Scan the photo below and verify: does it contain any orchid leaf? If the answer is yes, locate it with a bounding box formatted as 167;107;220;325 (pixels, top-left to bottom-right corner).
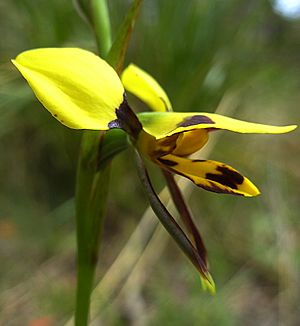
107;0;143;74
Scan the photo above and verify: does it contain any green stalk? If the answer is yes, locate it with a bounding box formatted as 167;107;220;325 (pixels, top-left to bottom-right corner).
75;131;111;326
74;0;143;324
91;0;112;55
75;0;112;324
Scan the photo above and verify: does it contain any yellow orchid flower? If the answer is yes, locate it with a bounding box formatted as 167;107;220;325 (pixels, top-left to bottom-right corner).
12;47;296;197
12;47;296;292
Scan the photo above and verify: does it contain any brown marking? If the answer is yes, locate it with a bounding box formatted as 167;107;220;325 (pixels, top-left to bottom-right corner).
161;161;244;195
205;166;244;190
152;149;171;158
178;115;215;127
158;158;178;167
217;166;244;185
200;181;243;196
192;159;207;163
107;93;142;138
158;134;179;146
166;168;243;196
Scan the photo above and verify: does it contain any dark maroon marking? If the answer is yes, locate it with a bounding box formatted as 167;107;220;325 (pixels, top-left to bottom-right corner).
158;134;179;146
192;159;207;163
205;166;244;190
200;182;243;196
178;115;215;127
166;168;243;196
217;166;244;185
107;93;142;138
152;149;171;158
158;158;178;167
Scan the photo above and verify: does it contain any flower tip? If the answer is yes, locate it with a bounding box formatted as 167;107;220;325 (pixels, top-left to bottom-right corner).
244;187;261;197
200;273;216;295
289;125;298;132
11;58;22;71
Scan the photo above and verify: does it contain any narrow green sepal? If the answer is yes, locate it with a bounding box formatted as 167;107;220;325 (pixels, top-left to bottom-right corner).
135;151;209;279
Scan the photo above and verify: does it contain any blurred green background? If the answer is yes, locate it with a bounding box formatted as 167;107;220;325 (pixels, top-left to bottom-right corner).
0;0;299;325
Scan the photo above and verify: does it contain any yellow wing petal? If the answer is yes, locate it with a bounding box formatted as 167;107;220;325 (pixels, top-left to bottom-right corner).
12;48;124;130
156;154;260;197
138;112;297;139
121;64;172;112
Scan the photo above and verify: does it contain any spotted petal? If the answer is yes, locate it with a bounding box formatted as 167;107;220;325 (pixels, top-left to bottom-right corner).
121;64;172;112
12;48;124;130
138;112;297;139
157;154;260;197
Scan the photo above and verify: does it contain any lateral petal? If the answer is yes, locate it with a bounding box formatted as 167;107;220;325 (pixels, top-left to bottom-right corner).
121;64;172;112
12;48;124;130
138;112;297;139
157;154;260;197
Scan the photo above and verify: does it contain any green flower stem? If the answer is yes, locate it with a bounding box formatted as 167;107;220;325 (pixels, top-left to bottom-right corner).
135;151;209;280
75;131;111;326
75;1;112;325
74;0;143;324
91;0;112;55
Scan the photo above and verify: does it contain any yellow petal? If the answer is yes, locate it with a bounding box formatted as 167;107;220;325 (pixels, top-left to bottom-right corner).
12;48;124;130
172;129;209;156
121;64;172;112
136;129;209;159
156;154;260;197
138;112;297;139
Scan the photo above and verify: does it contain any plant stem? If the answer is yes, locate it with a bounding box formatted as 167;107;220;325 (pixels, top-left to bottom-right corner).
91;0;112;55
75;1;112;324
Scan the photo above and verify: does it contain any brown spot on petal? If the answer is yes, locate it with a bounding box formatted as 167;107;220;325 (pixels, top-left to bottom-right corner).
178;115;215;127
206;166;244;190
200;181;243;195
192;159;207;163
158;134;179;146
108;93;142;138
158;158;178;167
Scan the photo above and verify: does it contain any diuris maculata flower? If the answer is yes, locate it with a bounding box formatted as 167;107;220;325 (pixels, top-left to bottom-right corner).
12;48;296;290
12;48;296;197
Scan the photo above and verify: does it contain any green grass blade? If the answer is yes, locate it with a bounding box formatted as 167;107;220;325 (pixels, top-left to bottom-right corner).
107;0;143;74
